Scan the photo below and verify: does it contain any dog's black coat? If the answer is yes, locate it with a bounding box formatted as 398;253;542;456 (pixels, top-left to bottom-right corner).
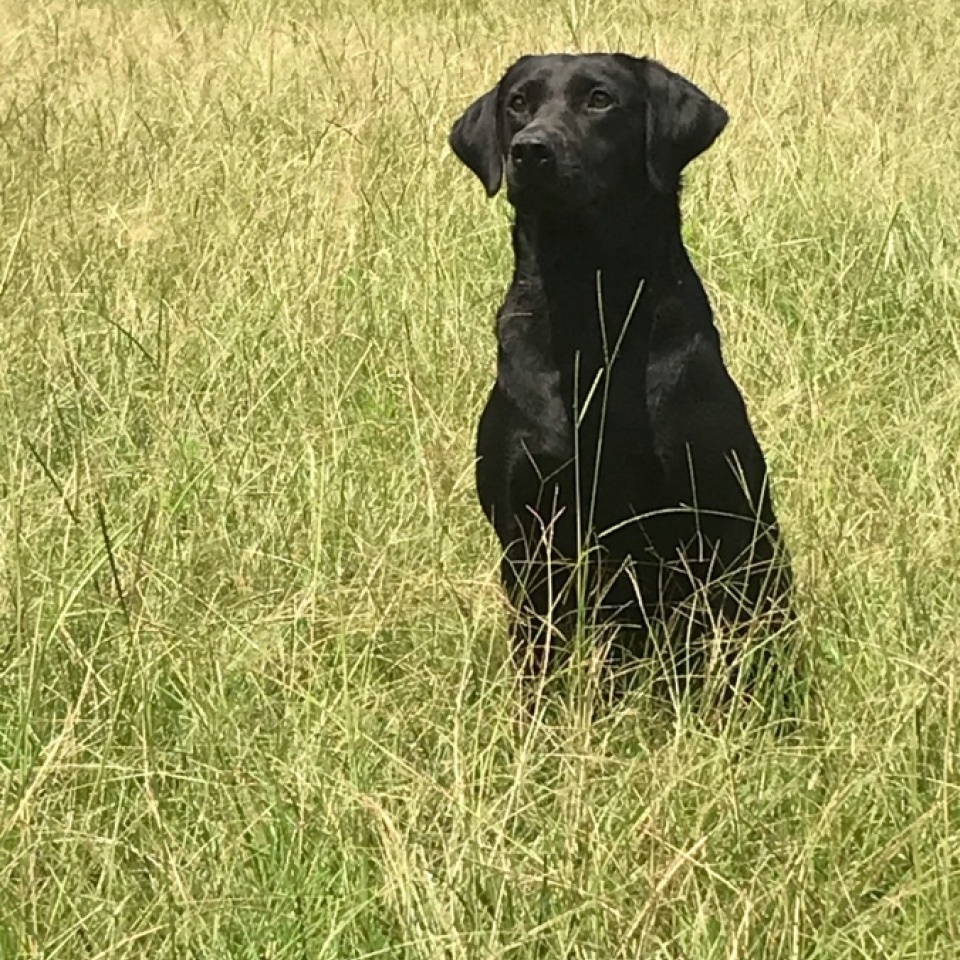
450;54;792;677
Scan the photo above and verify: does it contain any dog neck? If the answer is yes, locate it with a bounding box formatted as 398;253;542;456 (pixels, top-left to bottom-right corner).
516;191;685;267
508;191;689;371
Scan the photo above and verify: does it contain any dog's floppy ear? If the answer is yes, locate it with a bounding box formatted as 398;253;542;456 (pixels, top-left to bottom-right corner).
449;85;502;197
642;59;728;193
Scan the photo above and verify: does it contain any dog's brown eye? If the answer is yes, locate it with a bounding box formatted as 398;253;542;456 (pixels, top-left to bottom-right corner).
508;93;527;112
587;89;613;110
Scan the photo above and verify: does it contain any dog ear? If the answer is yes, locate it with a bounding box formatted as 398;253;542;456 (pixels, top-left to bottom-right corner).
449;85;502;197
642;59;728;193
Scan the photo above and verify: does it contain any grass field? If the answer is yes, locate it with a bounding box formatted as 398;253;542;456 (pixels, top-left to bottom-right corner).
1;0;959;956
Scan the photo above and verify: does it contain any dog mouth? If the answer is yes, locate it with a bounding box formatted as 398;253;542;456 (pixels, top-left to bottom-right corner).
505;159;588;214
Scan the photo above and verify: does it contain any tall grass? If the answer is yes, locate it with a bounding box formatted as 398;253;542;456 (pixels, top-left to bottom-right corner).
1;0;958;956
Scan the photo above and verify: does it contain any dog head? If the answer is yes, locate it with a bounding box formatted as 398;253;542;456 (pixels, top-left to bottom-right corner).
449;54;727;219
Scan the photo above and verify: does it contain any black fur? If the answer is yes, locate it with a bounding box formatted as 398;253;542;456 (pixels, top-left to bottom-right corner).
450;54;792;683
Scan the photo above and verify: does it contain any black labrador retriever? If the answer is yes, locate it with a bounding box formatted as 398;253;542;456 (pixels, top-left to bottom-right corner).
450;53;792;684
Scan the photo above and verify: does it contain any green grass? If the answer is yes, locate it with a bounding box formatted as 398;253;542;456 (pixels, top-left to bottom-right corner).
1;0;959;956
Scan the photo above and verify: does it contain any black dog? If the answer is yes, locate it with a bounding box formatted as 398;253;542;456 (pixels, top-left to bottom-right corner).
450;54;792;683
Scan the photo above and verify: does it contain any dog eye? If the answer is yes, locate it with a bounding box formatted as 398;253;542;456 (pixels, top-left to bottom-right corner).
508;93;527;113
587;89;613;110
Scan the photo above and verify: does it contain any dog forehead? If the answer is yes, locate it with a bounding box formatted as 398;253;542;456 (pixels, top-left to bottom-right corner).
503;53;636;97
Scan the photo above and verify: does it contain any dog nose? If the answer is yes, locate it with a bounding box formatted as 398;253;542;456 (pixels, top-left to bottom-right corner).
510;135;554;171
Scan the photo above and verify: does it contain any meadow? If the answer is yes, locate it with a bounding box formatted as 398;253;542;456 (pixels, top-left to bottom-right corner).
1;0;958;956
